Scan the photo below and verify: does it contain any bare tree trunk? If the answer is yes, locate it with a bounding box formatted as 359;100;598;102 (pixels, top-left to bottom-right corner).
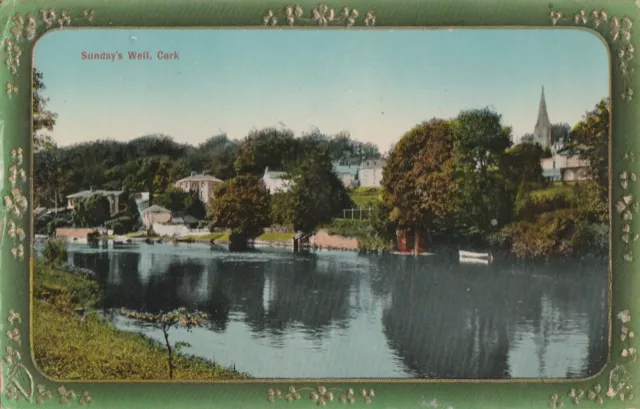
162;326;174;379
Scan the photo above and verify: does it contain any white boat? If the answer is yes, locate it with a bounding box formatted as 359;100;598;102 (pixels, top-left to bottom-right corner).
459;256;490;265
459;250;492;261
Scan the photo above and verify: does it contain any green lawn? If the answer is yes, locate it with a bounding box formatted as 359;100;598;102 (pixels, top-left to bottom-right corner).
349;186;383;207
179;233;229;241
256;232;296;242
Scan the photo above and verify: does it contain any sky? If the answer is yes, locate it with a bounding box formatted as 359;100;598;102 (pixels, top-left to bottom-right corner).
35;28;609;152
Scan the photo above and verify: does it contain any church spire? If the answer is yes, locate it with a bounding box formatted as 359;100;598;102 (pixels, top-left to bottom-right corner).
533;86;552;148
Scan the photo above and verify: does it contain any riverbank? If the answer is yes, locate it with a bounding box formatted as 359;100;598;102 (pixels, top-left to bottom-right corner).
33;261;249;380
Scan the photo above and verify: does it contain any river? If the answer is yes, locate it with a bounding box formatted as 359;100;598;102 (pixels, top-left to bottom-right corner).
60;242;609;379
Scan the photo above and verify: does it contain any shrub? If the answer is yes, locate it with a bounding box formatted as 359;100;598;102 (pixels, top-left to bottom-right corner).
46;218;72;237
43;239;68;266
105;216;136;235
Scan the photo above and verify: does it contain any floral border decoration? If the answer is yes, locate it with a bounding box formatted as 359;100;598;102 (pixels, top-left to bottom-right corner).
267;386;375;405
2;309;93;405
550;8;634;102
262;3;375;27
4;8;96;97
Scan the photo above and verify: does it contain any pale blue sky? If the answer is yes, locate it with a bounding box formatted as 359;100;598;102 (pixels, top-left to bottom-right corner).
35;28;609;151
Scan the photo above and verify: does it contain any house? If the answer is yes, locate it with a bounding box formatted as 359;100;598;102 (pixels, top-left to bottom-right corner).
140;205;172;228
540;154;590;182
174;172;224;203
262;167;291;194
332;162;360;188
66;188;127;216
358;159;385;187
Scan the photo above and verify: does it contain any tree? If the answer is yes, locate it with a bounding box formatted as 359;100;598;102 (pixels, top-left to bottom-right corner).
118;308;207;379
234;127;299;175
184;190;207;220
156;186;191;212
453;108;514;235
504;142;545;188
551;123;571;145
567;98;610;203
207;176;271;238
383;119;458;237
282;150;353;233
72;195;111;227
33;68;58;152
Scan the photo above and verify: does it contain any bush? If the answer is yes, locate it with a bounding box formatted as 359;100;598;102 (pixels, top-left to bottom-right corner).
323;219;371;238
105;216;136;235
87;230;102;241
515;188;575;220
43;239;68;266
494;210;609;259
46;217;72;237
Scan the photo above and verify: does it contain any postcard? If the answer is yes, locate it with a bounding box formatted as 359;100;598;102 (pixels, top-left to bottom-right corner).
0;1;637;409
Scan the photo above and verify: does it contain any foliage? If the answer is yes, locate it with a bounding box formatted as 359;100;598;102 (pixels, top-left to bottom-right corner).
370;200;397;244
383;119;458;235
323;219;371;238
504;142;545;188
43;239;68;266
234;127;299;175
119;308;209;379
494;209;608;259
46;217;72;236
156;187;206;220
269;192;292;226
452;108;514;235
33;68;58;152
105;216;135;235
566;98;610;204
72;195;112;228
281;150;353;233
208;176;271;238
349;187;383;207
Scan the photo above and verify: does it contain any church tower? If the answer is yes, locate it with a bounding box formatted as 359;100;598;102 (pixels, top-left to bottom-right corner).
533;86;552;149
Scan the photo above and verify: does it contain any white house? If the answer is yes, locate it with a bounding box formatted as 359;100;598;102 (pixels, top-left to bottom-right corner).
261;167;291;194
540;154;590;182
174;172;224;203
141;205;172;229
358;159;385;187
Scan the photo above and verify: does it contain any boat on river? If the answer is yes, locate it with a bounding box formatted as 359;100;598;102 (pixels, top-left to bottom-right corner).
459;250;492;263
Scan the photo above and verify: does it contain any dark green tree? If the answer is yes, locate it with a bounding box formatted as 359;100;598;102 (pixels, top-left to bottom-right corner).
33;68;58;152
282;150;352;233
73;195;112;227
234;127;299;175
207;176;271;238
453;108;514;235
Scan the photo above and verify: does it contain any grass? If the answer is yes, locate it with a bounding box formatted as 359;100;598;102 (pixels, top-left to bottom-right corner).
33;261;248;380
349;186;383;207
322;219;372;238
256;232;296;242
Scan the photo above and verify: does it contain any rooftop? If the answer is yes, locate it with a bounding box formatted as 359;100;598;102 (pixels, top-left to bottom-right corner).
141;204;171;214
333;162;359;176
264;167;287;179
359;159;385;170
176;172;224;183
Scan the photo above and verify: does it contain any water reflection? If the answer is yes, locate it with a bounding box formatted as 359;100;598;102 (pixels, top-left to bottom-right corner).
63;243;608;378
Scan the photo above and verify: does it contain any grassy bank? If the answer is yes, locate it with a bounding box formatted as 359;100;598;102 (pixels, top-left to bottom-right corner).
33;261;248;380
349;186;383;207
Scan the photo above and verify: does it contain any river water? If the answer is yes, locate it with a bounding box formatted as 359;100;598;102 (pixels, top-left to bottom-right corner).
60;242;609;379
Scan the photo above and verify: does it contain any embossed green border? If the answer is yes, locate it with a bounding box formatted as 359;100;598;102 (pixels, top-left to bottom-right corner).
0;0;637;408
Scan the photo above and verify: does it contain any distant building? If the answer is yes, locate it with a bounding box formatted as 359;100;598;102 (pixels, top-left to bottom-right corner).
174;172;224;203
261;167;291;194
141;205;172;228
541;154;590;182
66;188;127;216
358;159;385;187
533;86;552;149
131;192;150;214
332;162;360;188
